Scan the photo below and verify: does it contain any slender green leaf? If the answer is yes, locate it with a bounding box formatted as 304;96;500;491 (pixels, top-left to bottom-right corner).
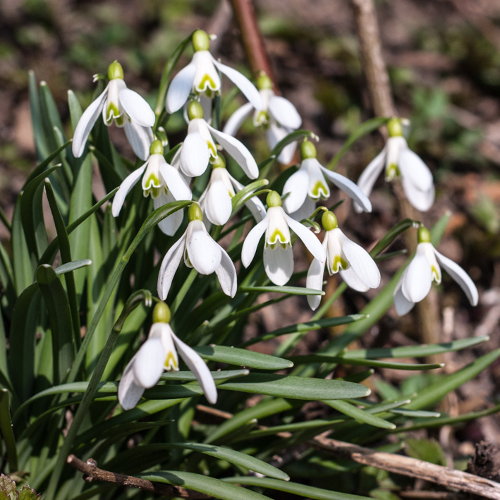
141;471;271;500
171;442;289;480
240;285;324;295
370;218;417;257
0;389;18;472
325;400;395;430
224;476;371;500
194;345;293;370
268;129;316;161
220;374;370;400
231;179;269;214
54;259;92;275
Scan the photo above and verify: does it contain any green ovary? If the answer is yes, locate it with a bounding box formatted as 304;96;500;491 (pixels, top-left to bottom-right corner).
331;255;348;273
310;181;329;199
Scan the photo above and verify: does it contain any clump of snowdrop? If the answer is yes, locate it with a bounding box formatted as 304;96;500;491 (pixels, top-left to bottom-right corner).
157;203;237;299
199;155;266;227
394;226;479;315
223;71;302;164
283;140;372;220
354;118;435;212
306;211;381;310
166;29;261;114
241;191;325;286
118;302;217;410
72;60;155;160
175;100;259;179
112;140;192;235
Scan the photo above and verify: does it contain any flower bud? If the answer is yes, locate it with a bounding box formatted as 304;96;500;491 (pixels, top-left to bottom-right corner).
387;117;403;138
266;191;282;208
149;140;164;156
187;100;204;121
321;211;338;231
256;71;273;90
417;226;431;243
107;60;124;80
192;29;211;52
188;202;203;221
300;140;317;160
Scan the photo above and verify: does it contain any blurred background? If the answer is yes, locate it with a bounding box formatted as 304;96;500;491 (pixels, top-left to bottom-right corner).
0;0;499;467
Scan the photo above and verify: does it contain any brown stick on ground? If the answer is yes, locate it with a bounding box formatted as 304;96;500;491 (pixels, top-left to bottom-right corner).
67;455;208;499
227;0;277;87
351;0;441;362
313;434;500;500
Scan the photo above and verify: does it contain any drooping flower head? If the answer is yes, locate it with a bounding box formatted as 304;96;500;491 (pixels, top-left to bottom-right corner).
166;30;261;114
354;118;435;212
282;140;372;220
72;60;155;160
157;203;237;299
199;155;266;227
306;211;381;310
112;140;192;235
241;191;325;286
175;100;259;179
394;226;479;315
223;71;302;164
118;302;217;410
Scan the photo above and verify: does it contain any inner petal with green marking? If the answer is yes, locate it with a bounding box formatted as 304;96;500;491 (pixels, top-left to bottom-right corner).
331;255;349;273
310;180;329;199
207;140;218;158
431;264;442;284
196;74;218;92
164;351;179;370
104;102;124;126
254;110;269;128
385;163;400;181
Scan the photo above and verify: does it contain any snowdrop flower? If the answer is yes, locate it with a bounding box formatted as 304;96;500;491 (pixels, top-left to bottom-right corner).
354;118;435;212
223;72;301;164
72;61;155;160
306;211;381;310
394;226;478;315
118;302;217;410
241;191;325;286
166;29;261;114
111;140;191;235
157;203;237;299
199;155;266;226
175;101;259;179
282;140;372;221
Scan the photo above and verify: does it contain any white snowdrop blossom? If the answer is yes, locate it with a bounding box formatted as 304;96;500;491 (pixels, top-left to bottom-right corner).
223;72;301;164
118;302;217;410
394;226;479;315
166;29;261;114
199;155;266;226
241;191;325;286
283;140;372;221
174;101;259;179
157;203;237;299
354;118;435;212
306;211;381;310
111;140;192;236
72;61;155;160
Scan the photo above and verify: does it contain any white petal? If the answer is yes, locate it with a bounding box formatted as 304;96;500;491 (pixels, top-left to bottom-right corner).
434;250;478;306
394;281;415;316
340;266;370;292
340;233;380;289
278;137;297;165
268;95;302;129
180;132;210;177
321;167;372;213
186;220;221;274
398;147;433;191
223;102;254;136
72;87;108;157
154;191;184;236
215;247;237;297
306;250;326;311
264;245;293;286
285;214;325;262
112;165;146;217
287;196;316;222
166;62;196;113
265;121;283;150
401;177;435;212
133;337;166;388
241;217;268;267
354;148;386;212
213;59;262;109
118;354;145;410
193;51;221;92
119;88;155;127
304;158;330;199
401;250;433;303
157;232;186;300
205;180;233;225
282;167;309;214
159;161;192;200
123;121;153;161
208;125;259;179
172;333;217;404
